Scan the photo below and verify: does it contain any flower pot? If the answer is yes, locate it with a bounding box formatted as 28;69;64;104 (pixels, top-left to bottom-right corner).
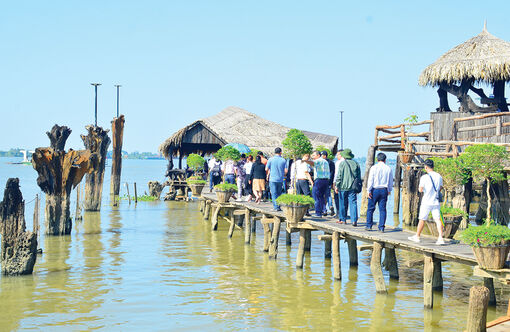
425;215;462;239
190;183;205;196
216;190;234;203
399;151;415;164
281;204;309;225
472;243;510;269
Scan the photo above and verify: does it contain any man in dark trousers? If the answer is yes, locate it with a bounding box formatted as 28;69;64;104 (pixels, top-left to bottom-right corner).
321;151;336;216
365;152;393;232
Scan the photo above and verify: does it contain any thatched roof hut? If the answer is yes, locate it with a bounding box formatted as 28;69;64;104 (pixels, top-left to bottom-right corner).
159;106;338;159
419;25;510;86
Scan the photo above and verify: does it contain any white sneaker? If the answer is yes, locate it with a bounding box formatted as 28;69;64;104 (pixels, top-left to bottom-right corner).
435;238;445;245
408;235;420;243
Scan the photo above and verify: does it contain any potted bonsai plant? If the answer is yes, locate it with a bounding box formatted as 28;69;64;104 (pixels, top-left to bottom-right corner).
214;183;238;203
459;220;510;269
424;157;469;238
186;153;207;196
276;194;315;225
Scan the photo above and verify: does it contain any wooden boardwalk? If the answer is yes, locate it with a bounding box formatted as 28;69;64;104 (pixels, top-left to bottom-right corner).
198;192;491;310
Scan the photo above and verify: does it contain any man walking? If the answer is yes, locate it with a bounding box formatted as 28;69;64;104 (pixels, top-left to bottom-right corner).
334;149;360;226
266;147;287;211
311;150;330;218
366;152;393;232
409;159;445;245
321;151;336;216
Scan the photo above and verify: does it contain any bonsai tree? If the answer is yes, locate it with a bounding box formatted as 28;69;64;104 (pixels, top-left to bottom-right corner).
431;157;469;206
315;145;333;159
276;194;315;207
282;129;313;159
460;144;509;223
214;183;238;192
216;146;241;161
187;153;205;174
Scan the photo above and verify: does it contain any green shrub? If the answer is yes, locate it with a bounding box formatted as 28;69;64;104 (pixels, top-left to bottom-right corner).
188;179;207;185
440;206;468;219
459;222;510;247
216;146;241;161
276;194;315;207
214;183;238;192
282;129;313;159
315;145;333;159
187;154;205;172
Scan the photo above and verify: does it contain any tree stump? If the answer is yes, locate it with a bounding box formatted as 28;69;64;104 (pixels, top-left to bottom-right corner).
0;178;37;275
402;166;422;226
32;125;91;235
110;115;125;197
82;125;111;211
148;181;166;199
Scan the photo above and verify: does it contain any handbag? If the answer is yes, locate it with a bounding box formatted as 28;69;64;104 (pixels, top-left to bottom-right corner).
428;174;443;203
346;161;362;194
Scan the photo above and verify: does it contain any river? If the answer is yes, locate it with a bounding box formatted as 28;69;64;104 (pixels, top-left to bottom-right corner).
0;157;507;331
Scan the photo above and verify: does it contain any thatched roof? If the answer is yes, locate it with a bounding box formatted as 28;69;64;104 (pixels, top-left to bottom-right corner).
419;25;510;86
159;106;338;158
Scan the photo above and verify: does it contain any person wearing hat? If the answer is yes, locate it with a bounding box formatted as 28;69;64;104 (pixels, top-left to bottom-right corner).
365;152;393;232
334;148;361;226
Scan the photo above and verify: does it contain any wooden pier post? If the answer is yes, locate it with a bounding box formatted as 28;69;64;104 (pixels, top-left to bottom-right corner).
402;166;422;226
110;115;125;197
75;184;82;220
370;242;386;293
268;217;282;259
211;204;220;231
126;183;131;204
332;232;341;280
262;219;271;252
324;232;332;259
32;125;91;235
423;253;435;308
204;201;211;220
0;178;38;275
393;155;402;214
33;194;40;243
483;278;497;306
134;182;138;204
228;209;235;238
304;229;312;252
360;145;377;216
432;260;443;291
346;238;358;266
466;286;489;332
286;230;292;246
82;125;111;211
384;247;399;280
296;229;306;268
244;209;251;244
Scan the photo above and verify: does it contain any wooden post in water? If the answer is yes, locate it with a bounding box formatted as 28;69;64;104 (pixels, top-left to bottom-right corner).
262;218;271;252
483;278;497;306
324;232;332;259
466;286;489;332
304;229;312;252
402;166;422;226
332;232;341;280
0;178;38;275
211;204;220;231
423;253;435;308
432;260;443;291
82;125;111;211
370;242;386;293
134;182;138;204
32;125;91;235
75;184;82;220
244;209;251;244
125;183;131;204
393;155;402;214
286;230;292;246
296;229;306;268
33;194;40;244
384;247;399;280
204;201;211;220
228;209;235;238
346;238;358;266
360;145;377;216
268;217;281;259
110;115;125;198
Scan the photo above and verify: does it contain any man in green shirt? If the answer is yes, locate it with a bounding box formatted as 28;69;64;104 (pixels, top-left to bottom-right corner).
334;149;361;226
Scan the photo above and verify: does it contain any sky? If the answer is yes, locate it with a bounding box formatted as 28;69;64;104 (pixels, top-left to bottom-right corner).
1;0;510;158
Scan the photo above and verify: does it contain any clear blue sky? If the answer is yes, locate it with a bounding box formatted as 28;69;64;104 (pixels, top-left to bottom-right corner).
1;1;509;157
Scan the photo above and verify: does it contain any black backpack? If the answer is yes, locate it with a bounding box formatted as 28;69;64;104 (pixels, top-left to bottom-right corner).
211;161;222;177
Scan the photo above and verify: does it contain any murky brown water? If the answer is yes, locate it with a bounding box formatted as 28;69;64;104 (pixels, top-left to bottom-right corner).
0;159;508;331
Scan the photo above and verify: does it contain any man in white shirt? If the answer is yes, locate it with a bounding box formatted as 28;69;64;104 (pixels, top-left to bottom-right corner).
365;153;393;232
333;151;346;217
409;159;445;245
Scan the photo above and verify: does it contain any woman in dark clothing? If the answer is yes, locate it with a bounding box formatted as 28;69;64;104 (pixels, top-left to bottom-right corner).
250;155;267;204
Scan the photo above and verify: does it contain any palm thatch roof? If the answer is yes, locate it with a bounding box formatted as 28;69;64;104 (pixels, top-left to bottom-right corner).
419;25;510;86
159;106;338;158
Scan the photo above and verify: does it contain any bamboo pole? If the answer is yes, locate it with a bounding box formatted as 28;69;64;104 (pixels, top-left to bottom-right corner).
125;183;131;204
134;182;138;204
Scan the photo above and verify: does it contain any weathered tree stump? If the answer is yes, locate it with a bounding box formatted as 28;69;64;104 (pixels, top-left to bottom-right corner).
32;125;91;235
82;125;111;211
148;181;166;199
402;166;422;226
110;115;125;197
0;178;37;275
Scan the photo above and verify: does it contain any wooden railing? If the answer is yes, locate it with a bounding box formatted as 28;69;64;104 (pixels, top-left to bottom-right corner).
375;120;433;150
451;112;510;140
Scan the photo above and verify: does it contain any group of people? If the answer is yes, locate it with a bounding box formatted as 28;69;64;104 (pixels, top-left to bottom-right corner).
203;146;446;245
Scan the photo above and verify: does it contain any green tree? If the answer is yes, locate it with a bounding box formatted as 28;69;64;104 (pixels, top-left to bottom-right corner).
460;144;509;222
431;157;469;206
282;129;313;159
216;146;241;161
186;154;205;173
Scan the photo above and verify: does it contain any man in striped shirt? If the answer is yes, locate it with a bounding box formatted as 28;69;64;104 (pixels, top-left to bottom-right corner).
365;152;393;232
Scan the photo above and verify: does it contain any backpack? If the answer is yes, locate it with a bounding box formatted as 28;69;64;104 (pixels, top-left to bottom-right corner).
211;161;222;177
346;161;362;194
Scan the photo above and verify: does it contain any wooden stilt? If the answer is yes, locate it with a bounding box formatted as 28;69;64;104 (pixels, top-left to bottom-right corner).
304;229;311;252
385;248;399;280
33;194;40;239
346;238;358;266
483;278;497;306
244;209;251;244
110;115;125;197
211;204;220;231
393;155;402;214
263;221;271;252
296;229;306;268
332;232;341;280
134;182;138;204
432;259;443;291
228;209;235;238
370;242;386;293
466;286;489;332
324;234;332;259
251;216;257;233
268;217;281;259
204;201;211;220
75;184;82;220
286;229;292;246
360;145;377;216
126;183;131;205
424;254;434;308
